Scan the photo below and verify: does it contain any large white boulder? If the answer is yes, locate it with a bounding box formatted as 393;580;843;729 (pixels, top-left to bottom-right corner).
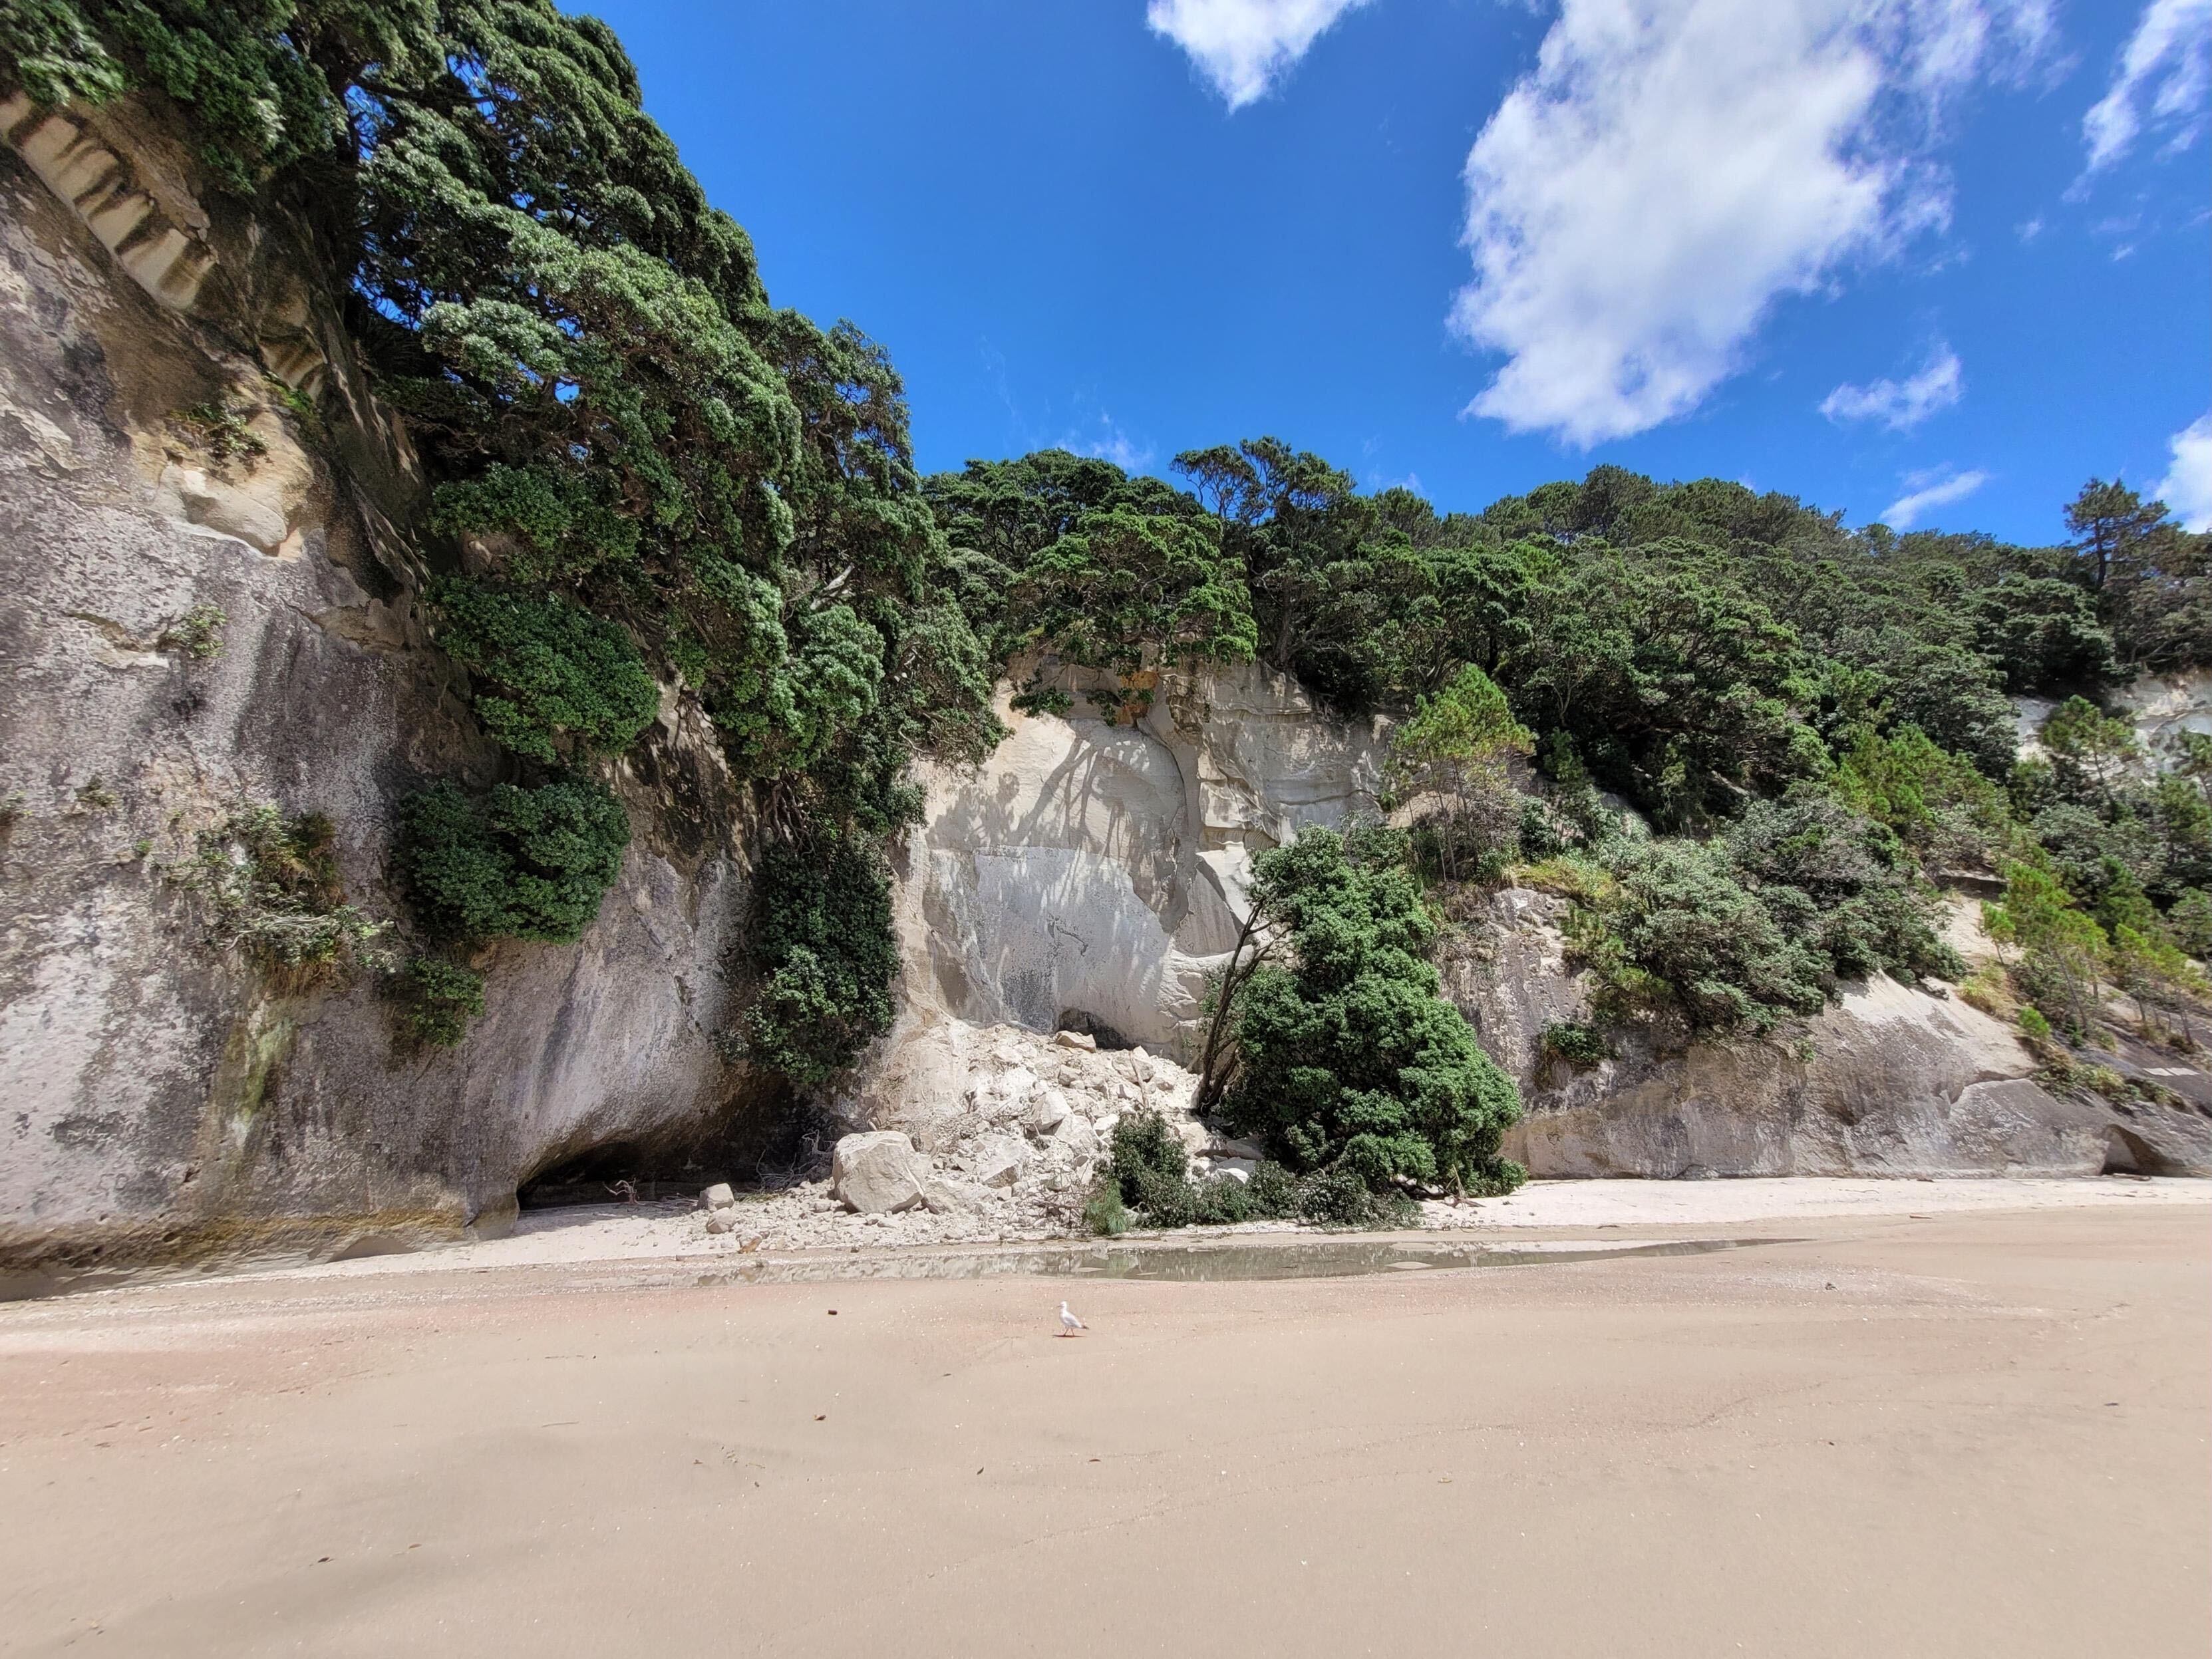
830;1131;930;1214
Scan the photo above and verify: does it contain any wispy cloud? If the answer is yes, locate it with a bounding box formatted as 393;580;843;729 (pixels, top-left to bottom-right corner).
2157;412;2212;531
1884;464;1989;528
1146;0;1372;109
2084;0;2211;172
1062;412;1156;474
1449;0;2049;447
1820;344;1965;431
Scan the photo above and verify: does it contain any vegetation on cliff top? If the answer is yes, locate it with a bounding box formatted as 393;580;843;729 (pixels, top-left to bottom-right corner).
13;3;2211;1101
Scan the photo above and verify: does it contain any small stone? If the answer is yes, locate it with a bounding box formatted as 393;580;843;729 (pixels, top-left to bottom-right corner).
701;1183;736;1210
1028;1088;1072;1135
704;1209;737;1234
973;1132;1028;1189
921;1179;973;1215
1052;1029;1098;1051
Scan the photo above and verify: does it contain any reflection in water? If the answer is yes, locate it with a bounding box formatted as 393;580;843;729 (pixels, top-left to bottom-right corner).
695;1235;1792;1288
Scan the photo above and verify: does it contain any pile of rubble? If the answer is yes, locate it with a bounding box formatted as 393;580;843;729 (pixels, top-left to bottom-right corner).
680;1024;1269;1252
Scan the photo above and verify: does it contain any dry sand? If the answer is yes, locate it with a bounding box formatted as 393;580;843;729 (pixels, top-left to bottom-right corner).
198;1170;2212;1286
1;1195;2207;1656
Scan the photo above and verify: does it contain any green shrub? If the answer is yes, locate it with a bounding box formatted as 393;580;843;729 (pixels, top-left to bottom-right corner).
1540;1021;1607;1067
1082;1177;1130;1237
392;956;486;1047
1564;793;1962;1040
169;400;265;464
2016;1005;2053;1042
168;805;389;975
158;603;227;661
430;577;659;764
1295;1167;1416;1228
1095;1110;1303;1229
738;833;899;1086
398;778;630;944
1225;824;1525;1196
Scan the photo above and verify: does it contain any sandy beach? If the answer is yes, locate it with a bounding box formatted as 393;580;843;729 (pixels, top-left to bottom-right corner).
1;1183;2206;1656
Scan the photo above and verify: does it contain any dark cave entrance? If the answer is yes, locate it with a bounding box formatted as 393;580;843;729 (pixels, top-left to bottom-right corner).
514;1082;838;1209
2100;1126;2187;1177
1056;1008;1137;1050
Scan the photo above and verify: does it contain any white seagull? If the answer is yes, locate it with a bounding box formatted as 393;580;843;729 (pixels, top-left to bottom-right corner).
1058;1300;1086;1337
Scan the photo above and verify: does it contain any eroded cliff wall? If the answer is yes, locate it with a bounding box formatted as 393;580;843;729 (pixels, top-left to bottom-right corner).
0;100;774;1273
851;684;2212;1180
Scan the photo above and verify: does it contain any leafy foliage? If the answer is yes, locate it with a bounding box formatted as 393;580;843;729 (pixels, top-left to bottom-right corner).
397;778;629;945
391;955;485;1047
430;577;659;763
157;603;227;661
1223;824;1524;1196
737;833;899;1086
1089;1110;1372;1231
168;804;389;975
1387;663;1531;879
1539;1021;1607;1067
1562;794;1961;1038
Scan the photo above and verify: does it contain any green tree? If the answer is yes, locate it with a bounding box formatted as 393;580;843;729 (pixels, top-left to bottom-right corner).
2167;888;2212;959
1223;825;1523;1196
1011;505;1255;707
1831;723;2016;872
1386;663;1533;879
1984;863;2108;1038
2066;478;2169;592
2108;925;2205;1043
2039;696;2141;807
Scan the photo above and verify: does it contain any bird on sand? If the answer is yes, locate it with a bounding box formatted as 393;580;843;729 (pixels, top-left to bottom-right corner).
1058;1300;1086;1337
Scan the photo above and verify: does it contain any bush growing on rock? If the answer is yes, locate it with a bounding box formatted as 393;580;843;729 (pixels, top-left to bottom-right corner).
737;833;900;1086
1557;793;1963;1040
398;778;630;945
1220;824;1525;1199
391;956;487;1048
1089;1110;1307;1231
168;804;389;979
429;578;661;764
1539;1021;1607;1068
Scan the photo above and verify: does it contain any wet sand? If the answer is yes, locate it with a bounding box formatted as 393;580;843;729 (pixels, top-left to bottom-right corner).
2;1201;2206;1656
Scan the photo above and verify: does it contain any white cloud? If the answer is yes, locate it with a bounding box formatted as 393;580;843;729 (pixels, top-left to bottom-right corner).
1146;0;1372;108
1883;464;1988;527
1820;343;1964;430
2157;412;2212;531
1064;413;1156;474
2084;0;2212;171
1450;0;2047;446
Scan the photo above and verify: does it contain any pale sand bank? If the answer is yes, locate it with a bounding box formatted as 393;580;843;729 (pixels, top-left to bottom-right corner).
0;1203;2204;1656
218;1173;2212;1288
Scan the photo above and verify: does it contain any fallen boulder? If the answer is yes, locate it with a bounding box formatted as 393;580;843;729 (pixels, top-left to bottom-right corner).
831;1131;930;1214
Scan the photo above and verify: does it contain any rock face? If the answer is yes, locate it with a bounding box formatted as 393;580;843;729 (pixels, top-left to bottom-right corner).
1444;889;2212;1178
888;668;1387;1058
0;101;773;1273
845;679;2212;1183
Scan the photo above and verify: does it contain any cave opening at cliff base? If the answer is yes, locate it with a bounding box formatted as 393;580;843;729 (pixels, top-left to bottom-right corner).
515;1082;836;1209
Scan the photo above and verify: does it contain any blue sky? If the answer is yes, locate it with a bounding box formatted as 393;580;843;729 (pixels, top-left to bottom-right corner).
585;0;2208;543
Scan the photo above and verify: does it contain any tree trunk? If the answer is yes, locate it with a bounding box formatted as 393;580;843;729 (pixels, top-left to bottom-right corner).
1195;907;1268;1120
